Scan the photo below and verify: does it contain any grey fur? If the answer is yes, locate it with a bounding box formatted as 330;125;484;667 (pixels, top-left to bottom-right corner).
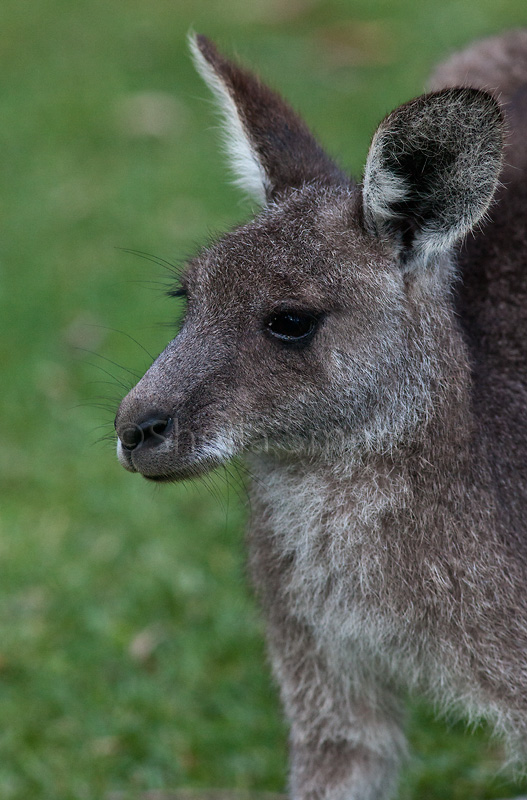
115;31;527;799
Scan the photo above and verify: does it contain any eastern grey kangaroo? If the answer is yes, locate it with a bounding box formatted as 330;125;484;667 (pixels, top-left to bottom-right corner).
115;30;527;799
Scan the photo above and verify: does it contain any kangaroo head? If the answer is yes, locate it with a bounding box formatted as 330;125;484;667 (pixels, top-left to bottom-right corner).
115;35;503;482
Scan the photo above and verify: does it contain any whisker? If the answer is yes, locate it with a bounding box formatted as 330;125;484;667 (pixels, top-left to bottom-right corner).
76;402;118;413
157;320;184;331
88;379;129;391
117;248;186;279
90;422;116;434
92;434;118;449
76;347;141;379
87;326;156;362
82;361;132;392
127;279;175;291
232;458;266;492
223;463;250;507
200;471;228;515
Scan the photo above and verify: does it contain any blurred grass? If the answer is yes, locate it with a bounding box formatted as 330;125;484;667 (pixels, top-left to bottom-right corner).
1;1;527;798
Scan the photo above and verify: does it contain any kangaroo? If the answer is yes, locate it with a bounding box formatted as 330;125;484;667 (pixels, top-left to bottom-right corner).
115;30;527;799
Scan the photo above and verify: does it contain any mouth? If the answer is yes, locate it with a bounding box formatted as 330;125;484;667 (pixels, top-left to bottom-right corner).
116;437;233;483
116;439;138;472
141;462;220;483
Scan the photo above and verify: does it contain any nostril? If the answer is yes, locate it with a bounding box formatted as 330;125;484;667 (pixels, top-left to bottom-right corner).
120;425;143;451
120;416;172;451
151;419;171;437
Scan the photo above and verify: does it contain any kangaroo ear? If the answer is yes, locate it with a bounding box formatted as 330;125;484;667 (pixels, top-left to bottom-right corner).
362;88;503;271
190;34;346;204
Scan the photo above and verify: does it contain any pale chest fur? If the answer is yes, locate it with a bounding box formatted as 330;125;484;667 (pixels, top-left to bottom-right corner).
248;454;527;747
248;457;426;675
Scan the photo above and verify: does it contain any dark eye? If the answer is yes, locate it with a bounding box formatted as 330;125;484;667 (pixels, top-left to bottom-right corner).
265;311;319;343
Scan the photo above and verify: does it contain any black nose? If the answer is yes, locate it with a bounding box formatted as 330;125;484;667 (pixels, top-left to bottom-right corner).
119;416;172;451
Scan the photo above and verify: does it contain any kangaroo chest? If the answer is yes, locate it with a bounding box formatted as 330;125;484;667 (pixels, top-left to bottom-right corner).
249;461;416;658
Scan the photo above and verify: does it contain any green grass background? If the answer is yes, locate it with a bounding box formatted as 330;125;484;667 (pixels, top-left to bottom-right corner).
2;1;527;798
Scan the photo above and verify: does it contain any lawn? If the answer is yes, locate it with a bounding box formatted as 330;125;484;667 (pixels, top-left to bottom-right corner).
1;1;527;798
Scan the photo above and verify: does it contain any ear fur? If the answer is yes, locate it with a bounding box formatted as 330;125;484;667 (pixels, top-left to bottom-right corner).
189;33;347;203
362;88;504;271
189;33;270;204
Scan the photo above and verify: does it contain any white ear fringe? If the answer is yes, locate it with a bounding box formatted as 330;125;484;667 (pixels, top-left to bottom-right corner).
363;127;410;234
189;33;270;205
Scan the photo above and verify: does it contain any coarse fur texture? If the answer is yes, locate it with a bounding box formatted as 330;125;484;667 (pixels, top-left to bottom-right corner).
115;30;527;799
